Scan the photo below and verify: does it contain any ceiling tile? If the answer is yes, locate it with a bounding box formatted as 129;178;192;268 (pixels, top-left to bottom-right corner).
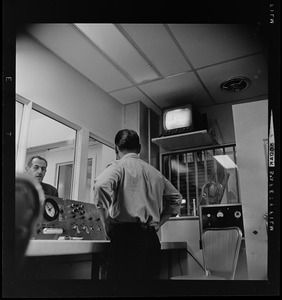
26;23;133;92
138;72;214;108
110;87;148;104
197;54;268;104
22;23;268;111
75;23;160;84
110;87;161;114
120;24;191;77
168;24;264;69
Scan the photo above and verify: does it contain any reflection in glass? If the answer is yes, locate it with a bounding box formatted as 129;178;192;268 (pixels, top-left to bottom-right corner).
57;162;73;199
26;109;76;199
86;137;98;203
85;158;93;203
16;101;24;157
86;136;115;203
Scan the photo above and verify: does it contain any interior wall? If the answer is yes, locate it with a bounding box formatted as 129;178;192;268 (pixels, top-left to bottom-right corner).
232;99;268;280
160;219;204;276
88;144;115;204
99;144;116;175
27;117;75;148
122;102;150;162
199;103;236;144
16;33;122;145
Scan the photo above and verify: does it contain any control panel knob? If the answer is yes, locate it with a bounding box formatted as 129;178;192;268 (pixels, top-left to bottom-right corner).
72;225;80;234
234;211;241;218
216;211;224;218
82;226;89;234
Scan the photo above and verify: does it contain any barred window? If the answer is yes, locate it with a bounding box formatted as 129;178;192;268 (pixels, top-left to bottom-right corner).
161;144;239;217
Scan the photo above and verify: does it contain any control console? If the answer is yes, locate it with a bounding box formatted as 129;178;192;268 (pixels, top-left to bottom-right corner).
31;196;106;240
199;203;245;237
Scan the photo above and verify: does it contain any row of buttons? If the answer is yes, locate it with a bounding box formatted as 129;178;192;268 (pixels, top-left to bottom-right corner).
206;211;241;218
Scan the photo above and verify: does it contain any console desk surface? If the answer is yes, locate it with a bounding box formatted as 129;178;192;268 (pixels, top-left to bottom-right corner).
26;240;187;256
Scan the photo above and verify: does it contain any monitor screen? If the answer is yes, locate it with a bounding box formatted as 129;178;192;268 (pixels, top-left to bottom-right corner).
164;107;192;130
162;104;206;136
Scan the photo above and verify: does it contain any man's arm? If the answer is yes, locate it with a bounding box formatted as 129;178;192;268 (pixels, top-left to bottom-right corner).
97;207;113;240
157;177;182;231
93;162;120;239
155;212;172;232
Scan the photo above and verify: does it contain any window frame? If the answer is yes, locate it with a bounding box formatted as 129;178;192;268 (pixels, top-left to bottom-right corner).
160;143;240;218
16;94;115;202
16;94;81;200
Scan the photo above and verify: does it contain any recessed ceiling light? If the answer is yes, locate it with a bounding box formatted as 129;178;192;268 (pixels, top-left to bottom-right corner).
220;77;251;92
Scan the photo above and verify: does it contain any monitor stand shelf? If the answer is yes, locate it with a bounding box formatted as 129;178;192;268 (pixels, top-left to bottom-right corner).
151;130;217;151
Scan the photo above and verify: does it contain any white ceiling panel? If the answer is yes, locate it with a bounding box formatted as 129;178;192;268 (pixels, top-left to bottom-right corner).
139;72;214;108
110;87;161;114
198;54;268;103
109;87;149;104
26;23;133;92
22;23;268;111
168;24;264;69
75;23;160;84
120;23;191;77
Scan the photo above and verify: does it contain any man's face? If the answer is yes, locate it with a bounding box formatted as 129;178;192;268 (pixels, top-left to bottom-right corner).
26;158;47;183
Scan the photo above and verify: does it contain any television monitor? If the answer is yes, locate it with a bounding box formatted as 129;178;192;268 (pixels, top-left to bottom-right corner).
162;104;206;136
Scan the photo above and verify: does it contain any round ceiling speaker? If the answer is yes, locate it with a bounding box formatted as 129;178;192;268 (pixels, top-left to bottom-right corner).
220;77;251;92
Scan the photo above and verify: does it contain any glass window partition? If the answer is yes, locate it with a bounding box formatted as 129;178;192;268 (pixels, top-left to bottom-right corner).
86;136;115;203
56;161;73;199
16;101;24;157
161;144;239;217
26;109;77;199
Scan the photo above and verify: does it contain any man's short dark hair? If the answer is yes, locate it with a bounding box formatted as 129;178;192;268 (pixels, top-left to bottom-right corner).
115;129;141;153
27;155;48;168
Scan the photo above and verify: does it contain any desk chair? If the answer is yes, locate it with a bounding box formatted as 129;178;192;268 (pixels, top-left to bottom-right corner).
171;227;243;280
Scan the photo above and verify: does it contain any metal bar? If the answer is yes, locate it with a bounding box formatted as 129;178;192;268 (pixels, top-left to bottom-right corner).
161;143;236;156
233;146;241;203
203;150;208;183
194;152;199;206
148;109;151;165
185;153;189;215
213;149;218;183
177;154;180;192
168;156;171;182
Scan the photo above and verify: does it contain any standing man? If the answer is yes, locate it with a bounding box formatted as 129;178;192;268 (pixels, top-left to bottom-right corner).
93;129;182;280
25;155;58;197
